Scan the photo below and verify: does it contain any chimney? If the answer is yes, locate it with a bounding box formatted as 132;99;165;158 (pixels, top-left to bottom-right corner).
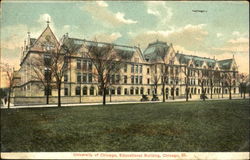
24;40;26;51
27;32;31;48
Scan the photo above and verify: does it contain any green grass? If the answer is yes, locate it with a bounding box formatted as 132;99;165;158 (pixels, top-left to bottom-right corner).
1;99;249;152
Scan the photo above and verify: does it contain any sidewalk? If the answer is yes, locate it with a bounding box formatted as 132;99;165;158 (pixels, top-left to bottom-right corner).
1;97;245;109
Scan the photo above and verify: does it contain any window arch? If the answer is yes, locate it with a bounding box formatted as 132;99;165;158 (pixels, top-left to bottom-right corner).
83;86;88;95
140;87;144;95
130;87;134;95
75;86;80;95
176;88;179;96
117;87;121;95
90;86;94;95
135;87;139;95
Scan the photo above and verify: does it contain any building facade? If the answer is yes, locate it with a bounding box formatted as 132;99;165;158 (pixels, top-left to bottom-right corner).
12;24;240;104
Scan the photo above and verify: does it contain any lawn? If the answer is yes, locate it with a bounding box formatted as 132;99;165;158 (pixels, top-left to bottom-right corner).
1;99;249;152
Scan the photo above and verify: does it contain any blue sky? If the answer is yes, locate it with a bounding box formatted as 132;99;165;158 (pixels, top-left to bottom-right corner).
1;1;249;75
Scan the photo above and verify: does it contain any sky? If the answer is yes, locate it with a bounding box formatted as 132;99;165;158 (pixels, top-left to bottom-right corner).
0;1;249;87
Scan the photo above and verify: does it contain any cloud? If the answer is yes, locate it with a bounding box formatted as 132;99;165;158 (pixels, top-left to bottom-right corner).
81;2;137;27
92;32;122;43
146;1;173;28
131;24;208;50
96;1;108;7
115;12;137;24
213;37;249;53
216;33;223;38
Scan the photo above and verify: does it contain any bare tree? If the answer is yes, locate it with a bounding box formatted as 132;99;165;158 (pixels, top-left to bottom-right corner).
180;64;191;102
169;63;179;100
223;71;235;100
208;68;217;99
239;73;248;99
197;67;209;101
151;65;161;96
1;63;15;108
84;42;127;105
27;53;53;104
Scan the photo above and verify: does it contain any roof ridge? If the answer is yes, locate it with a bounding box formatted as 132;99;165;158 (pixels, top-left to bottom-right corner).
68;37;138;49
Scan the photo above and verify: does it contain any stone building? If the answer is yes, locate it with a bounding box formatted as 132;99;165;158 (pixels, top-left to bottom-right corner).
12;24;239;104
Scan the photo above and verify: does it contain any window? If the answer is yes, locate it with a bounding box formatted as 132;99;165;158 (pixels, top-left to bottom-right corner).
88;73;92;83
139;76;143;84
64;88;68;96
131;76;134;84
64;74;68;82
45;86;52;96
88;61;92;71
77;73;81;83
130;87;134;95
234;88;236;93
135;65;138;73
116;75;120;84
111;88;115;95
124;75;127;84
147;78;150;84
111;75;115;84
147;68;150;74
44;54;51;66
77;59;81;69
171;88;174;96
82;60;87;71
140;87;144;95
117;87;121;95
124;88;128;95
83;86;87;95
139;65;143;73
176;88;179;96
76;86;80;95
135;76;138;84
82;73;87;83
90;87;94;95
44;69;51;81
136;87;139;95
124;64;127;73
131;64;134;73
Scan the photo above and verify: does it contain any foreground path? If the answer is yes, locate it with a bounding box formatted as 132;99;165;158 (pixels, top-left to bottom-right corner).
1;97;245;109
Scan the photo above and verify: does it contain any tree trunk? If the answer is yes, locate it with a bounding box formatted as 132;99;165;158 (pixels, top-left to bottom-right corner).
186;85;189;102
229;86;232;100
103;87;106;105
46;85;49;104
243;90;246;99
58;83;61;107
162;83;165;102
202;83;205;101
46;91;49;104
110;89;112;102
172;87;175;100
210;87;213;99
222;87;224;98
7;87;11;109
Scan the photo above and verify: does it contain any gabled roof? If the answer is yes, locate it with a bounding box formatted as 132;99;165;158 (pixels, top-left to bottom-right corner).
218;59;233;70
62;36;139;60
176;53;216;68
143;40;170;62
